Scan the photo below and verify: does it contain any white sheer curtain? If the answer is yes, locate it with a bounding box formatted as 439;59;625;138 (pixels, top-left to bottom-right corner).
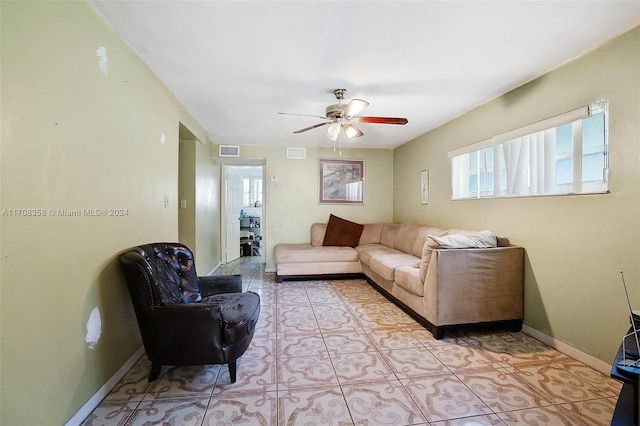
501;130;552;196
451;154;470;199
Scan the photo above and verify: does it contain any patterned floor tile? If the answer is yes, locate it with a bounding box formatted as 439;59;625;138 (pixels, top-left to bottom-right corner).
427;343;502;372
380;347;449;379
455;369;553;412
278;333;329;358
363;325;424;350
103;358;152;402
128;397;208;425
331;351;396;384
551;359;623;397
353;310;404;328
430;413;507;425
203;391;277;425
497;405;585;425
555;397;617;426
342;380;427;425
513;363;608;404
243;335;277;361
278;387;352;425
213;357;277;394
144;365;219;400
306;289;345;305
323;329;378;354
278;355;339;390
402;375;493;422
80;401;137;425
477;338;566;367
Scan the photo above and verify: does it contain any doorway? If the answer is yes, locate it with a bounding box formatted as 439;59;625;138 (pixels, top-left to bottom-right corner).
222;164;264;264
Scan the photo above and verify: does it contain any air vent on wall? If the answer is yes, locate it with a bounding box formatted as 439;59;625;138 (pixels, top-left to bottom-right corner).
219;145;240;157
286;147;306;159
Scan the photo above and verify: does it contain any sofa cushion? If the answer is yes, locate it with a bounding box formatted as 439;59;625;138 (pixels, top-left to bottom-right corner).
370;253;420;281
274;244;359;263
395;266;424;297
355;244;401;267
393;223;421;254
431;230;497;248
412;227;447;257
323;214;364;247
311;223;327;246
380;223;401;247
359;223;384;245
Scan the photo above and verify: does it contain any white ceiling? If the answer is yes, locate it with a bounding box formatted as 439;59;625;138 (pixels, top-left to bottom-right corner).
90;1;640;149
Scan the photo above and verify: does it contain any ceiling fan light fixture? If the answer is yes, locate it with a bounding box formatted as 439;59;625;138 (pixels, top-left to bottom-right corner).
342;123;363;140
327;122;340;140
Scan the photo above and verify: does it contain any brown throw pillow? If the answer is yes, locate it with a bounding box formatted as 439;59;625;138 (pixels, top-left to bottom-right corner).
322;214;364;247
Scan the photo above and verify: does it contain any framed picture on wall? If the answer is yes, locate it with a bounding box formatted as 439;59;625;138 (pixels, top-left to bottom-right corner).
420;170;429;204
319;159;365;204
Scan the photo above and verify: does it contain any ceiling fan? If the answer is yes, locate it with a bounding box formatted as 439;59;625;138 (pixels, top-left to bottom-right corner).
279;89;408;141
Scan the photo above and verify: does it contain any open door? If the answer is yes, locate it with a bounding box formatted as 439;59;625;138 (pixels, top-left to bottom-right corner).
223;165;242;263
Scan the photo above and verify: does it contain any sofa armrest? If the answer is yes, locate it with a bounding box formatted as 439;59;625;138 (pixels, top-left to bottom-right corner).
424;246;524;325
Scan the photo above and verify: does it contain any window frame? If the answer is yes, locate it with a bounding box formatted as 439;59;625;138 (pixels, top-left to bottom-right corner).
449;101;609;200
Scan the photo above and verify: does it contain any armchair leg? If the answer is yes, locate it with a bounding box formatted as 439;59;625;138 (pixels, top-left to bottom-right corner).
228;360;237;383
148;362;162;382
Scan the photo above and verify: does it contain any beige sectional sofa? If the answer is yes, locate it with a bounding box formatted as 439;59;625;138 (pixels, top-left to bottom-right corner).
274;222;524;338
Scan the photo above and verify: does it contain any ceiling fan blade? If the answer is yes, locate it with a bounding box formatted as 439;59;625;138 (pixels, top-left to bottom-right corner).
342;123;364;140
342;99;369;118
279;112;327;120
356;116;408;125
293;122;330;134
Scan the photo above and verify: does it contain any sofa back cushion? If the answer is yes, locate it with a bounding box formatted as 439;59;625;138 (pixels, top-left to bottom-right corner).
311;223;327;246
359;223;384;245
380;223;401;247
412;227;447;257
393;223;421;254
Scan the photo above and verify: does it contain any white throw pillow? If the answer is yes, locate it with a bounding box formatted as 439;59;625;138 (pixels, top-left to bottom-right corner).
429;230;497;249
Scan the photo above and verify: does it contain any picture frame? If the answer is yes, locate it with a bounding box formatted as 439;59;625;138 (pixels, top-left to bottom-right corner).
420;170;429;204
319;159;365;204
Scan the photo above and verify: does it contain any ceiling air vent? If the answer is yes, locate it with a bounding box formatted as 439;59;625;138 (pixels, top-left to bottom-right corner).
219;145;240;157
286;147;306;159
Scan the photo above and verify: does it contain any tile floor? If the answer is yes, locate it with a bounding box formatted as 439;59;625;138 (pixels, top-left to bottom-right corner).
83;256;622;425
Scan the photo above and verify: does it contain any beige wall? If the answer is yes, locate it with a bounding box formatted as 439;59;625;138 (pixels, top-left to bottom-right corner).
228;146;395;268
393;27;640;364
1;2;217;424
179;139;197;250
195;141;221;273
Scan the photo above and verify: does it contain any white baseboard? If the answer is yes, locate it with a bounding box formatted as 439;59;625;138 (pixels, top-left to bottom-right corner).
522;324;612;375
206;262;223;276
64;346;145;426
264;266;276;273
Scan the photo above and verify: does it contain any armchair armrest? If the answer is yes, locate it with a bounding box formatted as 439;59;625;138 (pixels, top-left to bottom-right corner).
199;274;243;296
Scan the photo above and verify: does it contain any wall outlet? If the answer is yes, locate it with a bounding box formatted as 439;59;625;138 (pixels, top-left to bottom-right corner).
180;199;187;208
270;175;278;182
163;195;169;209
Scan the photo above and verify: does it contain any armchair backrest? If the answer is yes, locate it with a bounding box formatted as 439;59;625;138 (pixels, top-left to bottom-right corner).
120;243;202;306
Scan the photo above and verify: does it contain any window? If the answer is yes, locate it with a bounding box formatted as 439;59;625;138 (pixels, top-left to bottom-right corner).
450;101;608;200
243;178;262;207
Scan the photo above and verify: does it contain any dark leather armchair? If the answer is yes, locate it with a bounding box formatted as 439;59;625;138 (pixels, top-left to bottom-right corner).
119;242;260;382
